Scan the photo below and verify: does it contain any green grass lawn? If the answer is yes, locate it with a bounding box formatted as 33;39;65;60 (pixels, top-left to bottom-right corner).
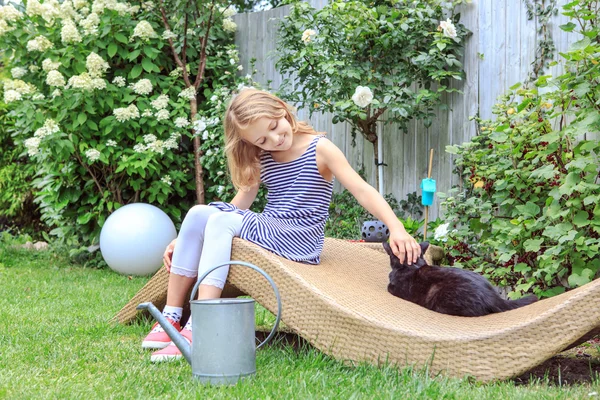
1;242;599;400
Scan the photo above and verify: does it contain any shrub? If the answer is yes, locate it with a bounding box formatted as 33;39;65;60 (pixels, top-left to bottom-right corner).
440;0;600;298
0;1;248;245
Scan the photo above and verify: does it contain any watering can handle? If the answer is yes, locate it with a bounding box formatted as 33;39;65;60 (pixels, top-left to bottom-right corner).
190;261;282;350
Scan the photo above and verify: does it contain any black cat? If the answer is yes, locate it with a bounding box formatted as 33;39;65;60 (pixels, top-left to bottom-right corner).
384;242;538;317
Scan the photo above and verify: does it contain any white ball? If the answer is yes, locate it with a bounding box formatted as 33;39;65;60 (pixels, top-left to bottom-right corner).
100;203;177;276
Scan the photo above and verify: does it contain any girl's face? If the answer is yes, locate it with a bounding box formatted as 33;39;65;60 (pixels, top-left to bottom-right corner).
239;116;293;152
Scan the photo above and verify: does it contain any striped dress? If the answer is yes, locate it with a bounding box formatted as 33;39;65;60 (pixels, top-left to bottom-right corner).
209;135;333;264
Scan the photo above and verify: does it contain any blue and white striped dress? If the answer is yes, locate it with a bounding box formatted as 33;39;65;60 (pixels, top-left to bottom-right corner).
209;135;333;264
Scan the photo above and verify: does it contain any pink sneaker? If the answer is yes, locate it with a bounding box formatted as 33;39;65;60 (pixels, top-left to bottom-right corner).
150;328;192;363
142;318;181;349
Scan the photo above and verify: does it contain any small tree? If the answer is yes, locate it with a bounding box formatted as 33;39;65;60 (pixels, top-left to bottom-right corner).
276;0;469;187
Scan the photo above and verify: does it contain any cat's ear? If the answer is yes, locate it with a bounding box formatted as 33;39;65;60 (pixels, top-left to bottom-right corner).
382;241;394;256
420;242;430;255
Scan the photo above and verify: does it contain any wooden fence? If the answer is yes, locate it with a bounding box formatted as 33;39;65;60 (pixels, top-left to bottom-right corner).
232;0;581;219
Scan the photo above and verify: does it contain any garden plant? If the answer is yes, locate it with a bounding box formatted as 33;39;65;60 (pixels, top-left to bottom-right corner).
440;0;600;299
0;0;254;247
276;0;469;187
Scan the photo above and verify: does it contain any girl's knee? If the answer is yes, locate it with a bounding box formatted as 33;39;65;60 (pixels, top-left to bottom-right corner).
184;204;218;222
205;212;242;235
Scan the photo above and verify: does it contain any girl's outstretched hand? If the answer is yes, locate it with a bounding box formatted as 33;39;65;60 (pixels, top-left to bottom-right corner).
388;230;421;265
163;239;177;272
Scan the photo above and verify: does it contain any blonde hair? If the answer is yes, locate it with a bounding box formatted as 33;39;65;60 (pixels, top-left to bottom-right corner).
224;88;318;190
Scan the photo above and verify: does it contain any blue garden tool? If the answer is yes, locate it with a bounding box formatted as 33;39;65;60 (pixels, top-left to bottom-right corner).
420;149;436;239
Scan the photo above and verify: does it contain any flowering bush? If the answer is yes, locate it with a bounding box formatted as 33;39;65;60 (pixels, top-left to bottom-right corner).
276;0;469;186
0;0;247;244
440;0;600;298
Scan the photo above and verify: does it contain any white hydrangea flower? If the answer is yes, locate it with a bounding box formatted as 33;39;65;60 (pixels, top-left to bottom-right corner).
301;29;316;44
178;86;196;100
32;93;45;101
217;185;225;195
163;132;180;150
218;6;236;18
130;78;153;95
113;104;140;122
351;86;374;108
85;148;101;162
0;5;24;21
0;20;15;36
155;109;170;121
434;223;450;241
61;19;82;44
59;1;79;21
24;137;41;156
151;94;169;110
143;134;156;143
106;139;117;147
4;89;22;103
133;143;146;153
27;36;54;52
29;65;40;73
222;18;237;33
169;67;183;78
67;73;98;91
4;79;37;95
112;76;126;87
237;65;243;71
73;0;88;10
127;5;140;14
27;0;61;22
141;108;153;117
51;89;62;98
202;130;209;141
146;139;166;154
42;58;61;72
161;175;172;186
11;67;27;79
162;29;177;40
439;19;458;40
141;2;154;11
131;20;157;41
86;52;110;77
174;117;189;128
46;70;66;87
80;12;100;35
193;119;207;133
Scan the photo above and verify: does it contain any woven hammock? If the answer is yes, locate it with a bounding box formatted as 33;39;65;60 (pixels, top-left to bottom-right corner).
113;238;600;381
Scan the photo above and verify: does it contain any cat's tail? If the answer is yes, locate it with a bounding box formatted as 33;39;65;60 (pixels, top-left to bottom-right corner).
503;295;538;311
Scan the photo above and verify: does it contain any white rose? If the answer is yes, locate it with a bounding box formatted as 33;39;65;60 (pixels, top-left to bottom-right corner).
351;86;374;108
439;19;457;40
301;29;316;44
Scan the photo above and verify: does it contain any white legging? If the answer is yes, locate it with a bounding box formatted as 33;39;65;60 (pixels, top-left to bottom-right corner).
170;205;243;289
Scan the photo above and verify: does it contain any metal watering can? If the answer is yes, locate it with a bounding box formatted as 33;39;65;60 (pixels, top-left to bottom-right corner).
137;261;282;385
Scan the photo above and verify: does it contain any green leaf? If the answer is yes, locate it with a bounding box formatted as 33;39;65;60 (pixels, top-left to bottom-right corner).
77;213;93;225
142;58;156;73
490;132;508;143
516;201;540;218
445;145;460;154
568;269;594;287
573;210;589;227
115;33;128;44
523;238;543;252
573;81;590;98
78;113;87;125
559;22;576;32
108;43;118;58
130;64;143;79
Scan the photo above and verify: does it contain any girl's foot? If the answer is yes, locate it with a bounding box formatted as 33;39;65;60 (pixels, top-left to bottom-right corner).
150;328;192;362
142;318;181;349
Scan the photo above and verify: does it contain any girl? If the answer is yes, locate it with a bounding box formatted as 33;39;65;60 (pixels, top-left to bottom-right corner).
143;88;421;362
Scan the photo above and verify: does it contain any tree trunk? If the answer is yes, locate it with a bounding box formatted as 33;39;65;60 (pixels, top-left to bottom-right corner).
190;97;205;204
365;132;379;190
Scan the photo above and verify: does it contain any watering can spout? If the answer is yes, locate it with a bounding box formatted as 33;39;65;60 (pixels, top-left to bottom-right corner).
137;302;192;365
